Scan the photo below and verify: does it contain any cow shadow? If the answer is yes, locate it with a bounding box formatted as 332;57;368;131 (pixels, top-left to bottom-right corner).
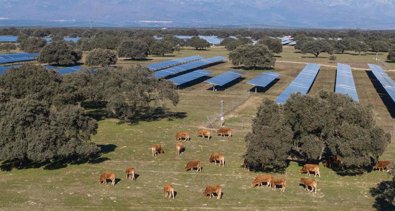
115;178;121;185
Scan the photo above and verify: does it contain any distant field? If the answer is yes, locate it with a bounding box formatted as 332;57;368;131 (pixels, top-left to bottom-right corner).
0;46;394;210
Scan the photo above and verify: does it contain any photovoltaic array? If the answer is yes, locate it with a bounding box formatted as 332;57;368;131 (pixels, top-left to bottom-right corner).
276;63;320;104
368;64;395;104
0;53;39;64
247;72;279;88
154;56;224;79
0;65;21;75
57;66;82;75
335;63;359;102
0;35;18;42
169;69;211;86
147;55;203;71
205;70;242;87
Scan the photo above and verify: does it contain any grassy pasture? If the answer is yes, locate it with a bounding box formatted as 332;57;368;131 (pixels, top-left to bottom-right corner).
0;46;394;210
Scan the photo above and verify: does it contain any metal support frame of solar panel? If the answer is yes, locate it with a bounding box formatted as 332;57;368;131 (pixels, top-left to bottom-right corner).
0;52;39;64
335;63;359;102
247;72;279;90
147;55;203;72
169;69;211;86
154;56;224;79
205;70;242;88
368;64;395;103
276;63;320;104
57;66;82;75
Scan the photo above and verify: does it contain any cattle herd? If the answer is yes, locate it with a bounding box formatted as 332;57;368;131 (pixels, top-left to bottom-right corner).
99;127;392;200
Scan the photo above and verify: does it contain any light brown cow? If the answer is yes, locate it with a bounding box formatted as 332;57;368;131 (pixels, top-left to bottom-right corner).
252;174;273;188
185;160;202;172
373;160;392;172
209;152;225;166
271;178;286;192
176;131;191;142
176;143;185;155
300;164;321;177
151;144;164;157
203;185;222;199
300;178;317;193
125;167;135;180
197;129;211;140
99;172;116;185
163;184;175;199
217;127;232;137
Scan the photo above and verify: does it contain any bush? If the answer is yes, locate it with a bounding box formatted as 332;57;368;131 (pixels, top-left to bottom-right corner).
86;48;117;67
38;41;81;65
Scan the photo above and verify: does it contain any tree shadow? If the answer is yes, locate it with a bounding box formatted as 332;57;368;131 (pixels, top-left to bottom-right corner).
130;107;187;123
366;71;395;118
370;178;395;211
385;60;395;63
122;58;152;61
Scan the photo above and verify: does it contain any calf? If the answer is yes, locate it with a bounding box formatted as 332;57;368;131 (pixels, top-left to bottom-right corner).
252;174;273;188
176;143;185;156
125;167;135;180
300;164;320;177
203;185;222;199
185;160;202;172
151;144;164;157
374;160;392;172
163;184;175;199
299;178;317;193
209;152;225;166
197;129;211;140
99;172;116;185
217;127;232;137
176;131;191;142
271;178;286;192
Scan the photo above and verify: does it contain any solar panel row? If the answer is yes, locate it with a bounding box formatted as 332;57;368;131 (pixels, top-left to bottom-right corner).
147;55;203;71
205;70;242;87
154;56;224;79
368;64;395;103
0;35;18;43
57;66;82;75
276;63;320;104
335;63;359;102
169;69;210;86
247;72;279;88
0;52;38;64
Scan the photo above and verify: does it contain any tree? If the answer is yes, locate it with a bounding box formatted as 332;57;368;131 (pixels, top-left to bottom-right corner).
118;40;149;59
19;37;47;53
300;40;333;58
150;41;174;56
258;37;283;54
388;50;395;61
187;36;210;50
221;37;252;51
370;41;390;53
229;44;275;69
244;92;391;174
85;48;117;67
38;41;82;66
334;39;351;54
370;168;395;211
0;43;16;52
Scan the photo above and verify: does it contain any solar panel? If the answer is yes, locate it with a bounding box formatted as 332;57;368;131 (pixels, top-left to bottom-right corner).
0;65;21;75
57;66;82;75
368;64;395;104
0;52;38;64
247;72;279;88
0;35;18;42
205;70;242;87
147;55;203;71
154;56;224;79
335;63;359;102
276;63;320;104
169;69;211;86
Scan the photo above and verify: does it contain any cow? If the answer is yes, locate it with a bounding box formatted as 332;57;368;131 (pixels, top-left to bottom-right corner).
373;160;392;172
217;127;232;137
323;156;342;168
163;184;175;199
176;143;185;155
299;178;317;193
125;167;135;180
209;152;225;166
252;174;273;188
185;160;202;172
151;144;164;157
176;131;191;142
197;129;211;140
300;164;321;177
203;185;222;199
99;172;116;186
271;178;286;192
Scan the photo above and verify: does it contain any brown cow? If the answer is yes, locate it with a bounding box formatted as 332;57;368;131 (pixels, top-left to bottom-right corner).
185;160;202;172
203;185;222;199
99;172;116;185
151;144;164;157
300;164;321;177
300;178;317;193
197;129;211;140
217;127;232;137
176;131;191;142
209;152;225;166
176;143;185;155
125;167;135;180
271;178;286;192
163;184;175;199
373;160;392;172
252;174;273;188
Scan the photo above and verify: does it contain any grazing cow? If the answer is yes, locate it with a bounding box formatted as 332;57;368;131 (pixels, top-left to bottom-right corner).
252;174;273;188
300;164;321;177
151;144;164;157
99;172;116;185
176;143;185;155
176;131;191;142
209;152;225;166
197;129;211;140
125;167;135;180
203;185;222;199
163;184;175;199
217;127;232;137
271;178;286;192
373;160;392;172
185;160;202;172
299;178;317;193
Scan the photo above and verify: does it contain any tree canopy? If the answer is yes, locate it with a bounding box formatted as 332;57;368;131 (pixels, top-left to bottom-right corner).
229;44;275;69
38;41;82;66
19;37;47;53
85;48;117;67
150;40;174;56
187;36;210;50
258;37;283;54
118;40;149;59
300;40;333;58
